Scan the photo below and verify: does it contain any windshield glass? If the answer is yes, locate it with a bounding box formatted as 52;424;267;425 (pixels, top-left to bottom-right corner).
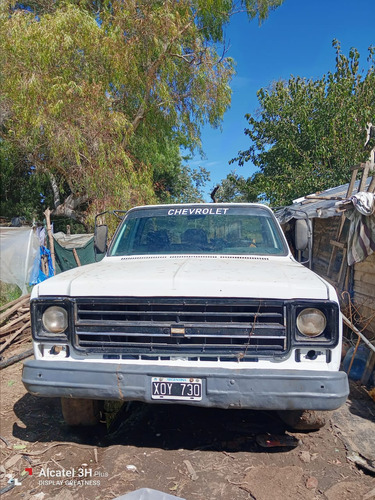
109;205;288;257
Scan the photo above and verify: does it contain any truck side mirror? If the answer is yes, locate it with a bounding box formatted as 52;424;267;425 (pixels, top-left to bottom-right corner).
94;224;108;255
295;219;310;251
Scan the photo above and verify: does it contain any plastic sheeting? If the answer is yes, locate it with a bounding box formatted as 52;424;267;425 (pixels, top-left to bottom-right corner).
0;227;40;295
113;489;185;500
29;246;55;285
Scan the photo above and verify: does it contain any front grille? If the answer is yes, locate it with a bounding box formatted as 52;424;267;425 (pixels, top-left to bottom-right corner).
73;298;288;360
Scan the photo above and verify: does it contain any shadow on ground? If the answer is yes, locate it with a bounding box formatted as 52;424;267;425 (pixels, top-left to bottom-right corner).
12;394;295;453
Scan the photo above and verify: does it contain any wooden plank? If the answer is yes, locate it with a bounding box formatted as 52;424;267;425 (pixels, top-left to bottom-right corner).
0;294;30;315
0;321;30;354
337;249;348;288
0;348;33;369
327;243;346;278
19;307;30;313
44;207;56;274
329;240;346;249
354;270;375;285
347;168;359;195
354;265;375;276
353;290;375;305
0;295;30;324
327;201;350;278
0;312;30;335
305;195;345;200
354;262;375;274
327;247;338;277
359;164;370;192
354;255;375;273
353;279;375;297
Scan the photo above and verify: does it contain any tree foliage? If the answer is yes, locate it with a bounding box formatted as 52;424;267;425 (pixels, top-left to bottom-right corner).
229;41;375;206
0;0;283;227
0;141;52;220
215;172;259;202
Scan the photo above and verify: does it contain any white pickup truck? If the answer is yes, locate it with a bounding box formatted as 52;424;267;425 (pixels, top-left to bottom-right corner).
22;203;349;428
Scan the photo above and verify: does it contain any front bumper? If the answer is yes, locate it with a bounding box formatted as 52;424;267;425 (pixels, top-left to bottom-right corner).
22;360;349;411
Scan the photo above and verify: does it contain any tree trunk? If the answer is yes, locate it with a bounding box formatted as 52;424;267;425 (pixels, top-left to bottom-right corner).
51;193;89;228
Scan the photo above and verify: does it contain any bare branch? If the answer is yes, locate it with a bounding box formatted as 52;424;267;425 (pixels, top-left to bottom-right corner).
130;19;194;134
48;172;61;209
170;53;197;64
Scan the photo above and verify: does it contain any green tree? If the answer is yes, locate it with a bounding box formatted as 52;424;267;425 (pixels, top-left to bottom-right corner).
215;171;259;202
0;0;283;227
0;140;52;220
230;41;375;206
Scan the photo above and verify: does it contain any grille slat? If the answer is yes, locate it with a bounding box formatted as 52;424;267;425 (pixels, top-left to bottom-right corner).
76;321;285;332
77;309;283;319
76;329;285;338
73;298;287;357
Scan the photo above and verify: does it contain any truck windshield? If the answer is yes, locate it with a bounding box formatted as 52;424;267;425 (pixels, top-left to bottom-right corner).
109;205;288;256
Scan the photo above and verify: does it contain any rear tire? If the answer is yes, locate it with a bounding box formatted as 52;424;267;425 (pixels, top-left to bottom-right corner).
277;410;330;431
61;398;101;426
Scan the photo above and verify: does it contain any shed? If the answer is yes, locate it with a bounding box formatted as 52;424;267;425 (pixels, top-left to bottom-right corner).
276;177;375;340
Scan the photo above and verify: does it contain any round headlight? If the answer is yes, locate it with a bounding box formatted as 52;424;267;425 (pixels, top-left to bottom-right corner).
297;308;326;337
42;306;68;334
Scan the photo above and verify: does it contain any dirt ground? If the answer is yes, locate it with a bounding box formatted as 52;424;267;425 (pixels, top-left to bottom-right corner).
1;347;375;500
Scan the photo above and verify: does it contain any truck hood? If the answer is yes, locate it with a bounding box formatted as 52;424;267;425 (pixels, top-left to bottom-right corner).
35;255;330;300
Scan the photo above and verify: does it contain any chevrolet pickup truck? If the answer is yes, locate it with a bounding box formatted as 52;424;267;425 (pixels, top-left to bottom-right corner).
22;203;349;428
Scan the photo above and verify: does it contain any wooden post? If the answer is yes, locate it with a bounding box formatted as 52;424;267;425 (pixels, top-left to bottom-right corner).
44;208;56;275
72;248;81;267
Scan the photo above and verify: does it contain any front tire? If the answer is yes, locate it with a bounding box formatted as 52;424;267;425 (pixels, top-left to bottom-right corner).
277;410;330;431
61;398;101;426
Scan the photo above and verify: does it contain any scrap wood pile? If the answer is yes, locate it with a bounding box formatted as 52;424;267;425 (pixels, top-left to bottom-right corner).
0;294;33;369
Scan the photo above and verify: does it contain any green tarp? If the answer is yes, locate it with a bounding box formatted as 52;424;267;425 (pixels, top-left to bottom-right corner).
52;232;104;273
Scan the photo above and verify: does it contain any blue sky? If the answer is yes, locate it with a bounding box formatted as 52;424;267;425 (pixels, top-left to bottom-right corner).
188;0;375;199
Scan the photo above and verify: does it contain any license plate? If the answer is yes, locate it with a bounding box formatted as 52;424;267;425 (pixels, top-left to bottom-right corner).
151;377;202;401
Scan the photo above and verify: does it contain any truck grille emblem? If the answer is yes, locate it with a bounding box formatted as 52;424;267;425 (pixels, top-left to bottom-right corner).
171;327;186;336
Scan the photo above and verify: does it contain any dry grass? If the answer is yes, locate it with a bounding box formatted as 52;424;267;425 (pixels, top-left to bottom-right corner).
0;281;22;308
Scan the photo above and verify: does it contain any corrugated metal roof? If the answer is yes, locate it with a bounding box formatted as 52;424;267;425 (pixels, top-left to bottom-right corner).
275;177;372;223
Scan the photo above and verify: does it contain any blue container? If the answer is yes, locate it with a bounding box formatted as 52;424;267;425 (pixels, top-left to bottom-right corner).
343;345;370;381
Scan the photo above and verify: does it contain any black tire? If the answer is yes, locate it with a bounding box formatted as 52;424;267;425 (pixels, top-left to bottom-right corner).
61;398;101;426
277;410;330;431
